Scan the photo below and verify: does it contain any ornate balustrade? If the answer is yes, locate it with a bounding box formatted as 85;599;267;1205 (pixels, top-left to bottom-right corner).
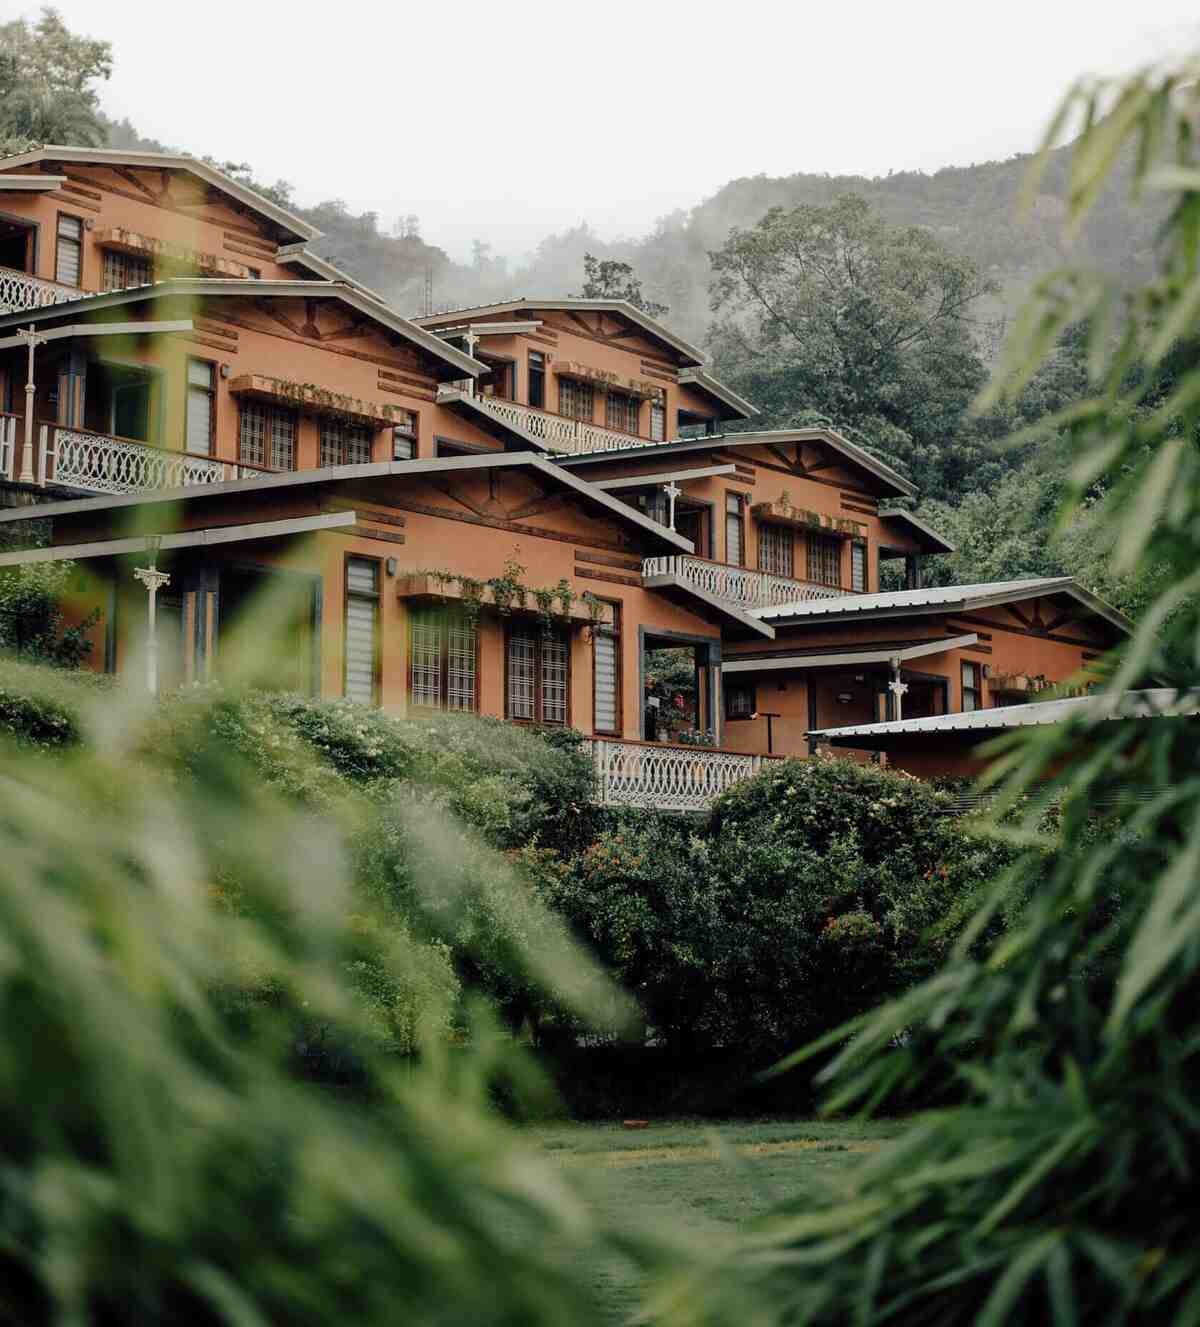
643;554;847;610
440;389;654;455
0;267;82;315
35;424;275;494
587;736;772;812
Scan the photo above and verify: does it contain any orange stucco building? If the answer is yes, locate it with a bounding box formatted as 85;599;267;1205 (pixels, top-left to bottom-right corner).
0;147;1135;804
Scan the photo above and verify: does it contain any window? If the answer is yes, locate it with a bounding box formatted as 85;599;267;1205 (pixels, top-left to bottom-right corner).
344;558;380;705
238;401;296;471
638;488;669;526
559;377;593;422
392;409;418;459
758;522;793;577
319;416;374;467
851;540;867;593
185;359;215;456
55;214;83;287
649;399;665;442
725;492;745;566
807;532;841;587
101;249;152;292
725;681;756;721
962;660;982;712
408;605;478;712
507;625;569;725
592;602;620;734
528;351;546;409
606;390;638;434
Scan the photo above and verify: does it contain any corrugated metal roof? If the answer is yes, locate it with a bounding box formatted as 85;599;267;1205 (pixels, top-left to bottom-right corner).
814;689;1200;740
753;577;1074;621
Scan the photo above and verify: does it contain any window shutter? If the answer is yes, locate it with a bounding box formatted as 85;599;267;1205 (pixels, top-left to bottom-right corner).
55;216;82;286
185;360;213;455
594;632;618;731
344;558;378;704
851;541;866;592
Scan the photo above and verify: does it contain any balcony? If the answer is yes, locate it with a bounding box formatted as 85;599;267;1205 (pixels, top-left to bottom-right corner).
0;267;83;315
641;554;848;612
439;389;655;455
1;416;275;494
587;736;776;812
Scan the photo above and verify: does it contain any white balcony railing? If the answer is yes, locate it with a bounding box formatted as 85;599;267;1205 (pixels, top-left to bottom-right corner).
441;389;654;456
0;267;83;315
643;554;847;611
5;422;276;494
588;737;771;812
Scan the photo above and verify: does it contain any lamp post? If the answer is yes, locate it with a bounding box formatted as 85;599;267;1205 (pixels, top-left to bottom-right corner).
661;479;682;531
133;534;171;696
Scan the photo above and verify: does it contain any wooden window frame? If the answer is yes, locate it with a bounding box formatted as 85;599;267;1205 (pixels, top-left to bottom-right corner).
392;409;418;459
757;521;794;577
405;603;480;715
527;351;546;409
185;356;216;456
851;539;867;593
961;659;982;713
343;553;382;705
54;211;84;288
238;399;297;471
101;246;153;292
725;490;747;566
319;415;375;467
558;376;594;423
724;680;756;721
591;600;622;736
505;622;571;727
649;398;666;443
807;532;842;588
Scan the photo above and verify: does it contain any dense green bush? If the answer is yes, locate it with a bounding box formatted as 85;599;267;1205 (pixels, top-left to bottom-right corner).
546;758;1015;1059
0;659;108;748
0;673;629;1324
0;561;99;667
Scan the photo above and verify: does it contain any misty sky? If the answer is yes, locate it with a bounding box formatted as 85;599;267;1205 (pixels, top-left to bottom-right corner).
10;0;1200;262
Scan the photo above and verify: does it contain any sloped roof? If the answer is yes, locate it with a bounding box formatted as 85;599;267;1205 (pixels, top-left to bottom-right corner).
752;576;1133;636
557;427;918;499
878;507;955;554
0;278;485;381
0;451;694;556
0;146;319;243
273;243;388;304
677;369;758;419
814;689;1200;744
415;298;705;367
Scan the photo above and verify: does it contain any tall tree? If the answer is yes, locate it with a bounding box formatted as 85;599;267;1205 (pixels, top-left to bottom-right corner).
708;194;996;494
0;7;111;152
578;253;669;317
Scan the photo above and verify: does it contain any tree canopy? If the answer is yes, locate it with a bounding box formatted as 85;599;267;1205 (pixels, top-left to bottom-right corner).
0;7;111;152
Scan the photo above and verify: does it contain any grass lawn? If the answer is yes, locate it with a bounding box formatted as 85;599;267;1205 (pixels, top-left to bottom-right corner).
529;1117;905;1320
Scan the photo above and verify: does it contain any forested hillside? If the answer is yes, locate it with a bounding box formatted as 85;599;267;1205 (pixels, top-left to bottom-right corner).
2;8;1172;617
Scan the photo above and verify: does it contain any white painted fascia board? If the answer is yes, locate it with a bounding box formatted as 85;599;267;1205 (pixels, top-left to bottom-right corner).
595;464;737;491
0;174;68;192
722;633;978;674
0;512;357;568
642;572;775;639
0;319;193;350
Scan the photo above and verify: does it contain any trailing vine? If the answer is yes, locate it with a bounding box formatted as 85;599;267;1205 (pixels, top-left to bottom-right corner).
405;556;582;632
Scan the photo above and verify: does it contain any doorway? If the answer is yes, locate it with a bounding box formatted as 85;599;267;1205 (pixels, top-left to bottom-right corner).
0;217;36;274
83;360;160;442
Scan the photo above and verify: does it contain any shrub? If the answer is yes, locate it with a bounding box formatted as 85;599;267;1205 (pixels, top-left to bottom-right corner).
0;560;99;667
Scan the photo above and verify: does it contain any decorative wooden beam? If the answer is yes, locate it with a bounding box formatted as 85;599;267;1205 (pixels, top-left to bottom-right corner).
1005;602;1035;629
253;298;306;338
427;478;491;518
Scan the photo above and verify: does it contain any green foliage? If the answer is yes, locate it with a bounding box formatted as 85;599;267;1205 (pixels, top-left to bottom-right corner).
0;6;111;151
0;657;104;747
578;253;669;317
0;673;634;1324
658;57;1200;1327
0;561;100;668
548;759;1012;1058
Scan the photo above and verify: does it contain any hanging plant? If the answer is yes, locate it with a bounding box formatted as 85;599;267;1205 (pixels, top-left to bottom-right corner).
532;587;557;638
553;578;574;620
580;590;605;640
489;557;527;617
457;576;484;627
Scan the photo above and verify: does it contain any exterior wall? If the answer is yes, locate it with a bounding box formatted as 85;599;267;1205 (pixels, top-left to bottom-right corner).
0;162;298;292
0;290;500;466
55;467;719;741
721;599;1116;762
571;437;923;592
419;308;721;445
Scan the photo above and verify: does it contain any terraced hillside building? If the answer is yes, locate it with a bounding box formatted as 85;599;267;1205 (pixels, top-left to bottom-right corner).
0;148;1133;806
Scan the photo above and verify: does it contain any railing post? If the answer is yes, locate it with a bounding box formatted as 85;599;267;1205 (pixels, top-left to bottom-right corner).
36;424;49;486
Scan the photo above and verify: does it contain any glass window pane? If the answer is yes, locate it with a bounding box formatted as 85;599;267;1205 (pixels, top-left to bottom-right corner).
507;630;536;721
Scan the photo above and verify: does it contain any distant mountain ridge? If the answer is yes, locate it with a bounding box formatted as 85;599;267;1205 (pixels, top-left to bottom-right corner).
100;113;1155;350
